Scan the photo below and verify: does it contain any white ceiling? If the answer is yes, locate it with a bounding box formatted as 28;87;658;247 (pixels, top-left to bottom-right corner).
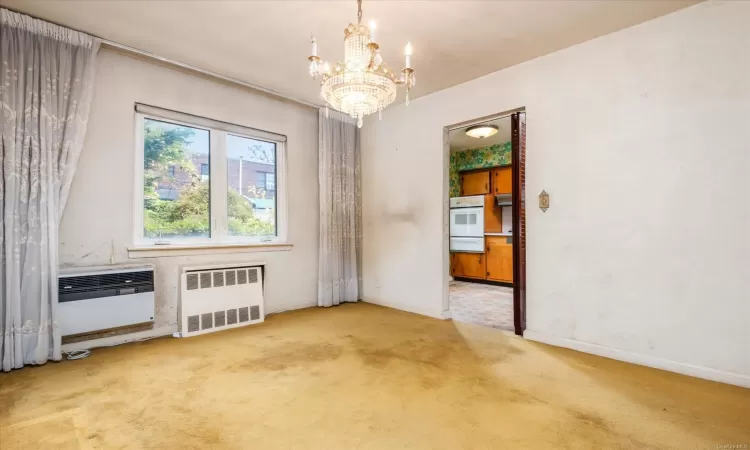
450;117;512;152
0;0;700;105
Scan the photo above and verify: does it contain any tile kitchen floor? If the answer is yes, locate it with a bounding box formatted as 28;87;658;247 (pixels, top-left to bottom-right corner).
449;280;514;330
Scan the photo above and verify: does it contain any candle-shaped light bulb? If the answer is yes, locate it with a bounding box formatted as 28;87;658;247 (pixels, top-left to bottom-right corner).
311;36;317;56
369;20;376;42
405;42;413;68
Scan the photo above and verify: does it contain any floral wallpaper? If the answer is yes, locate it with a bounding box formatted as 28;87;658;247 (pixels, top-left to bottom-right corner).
450;141;512;197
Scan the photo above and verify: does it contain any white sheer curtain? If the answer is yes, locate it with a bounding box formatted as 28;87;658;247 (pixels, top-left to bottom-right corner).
1;9;100;371
318;109;362;307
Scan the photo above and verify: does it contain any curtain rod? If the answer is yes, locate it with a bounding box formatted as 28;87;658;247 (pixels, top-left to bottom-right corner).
0;5;321;109
102;40;322;109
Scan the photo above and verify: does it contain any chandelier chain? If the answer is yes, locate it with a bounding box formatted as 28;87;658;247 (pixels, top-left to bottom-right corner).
357;0;362;24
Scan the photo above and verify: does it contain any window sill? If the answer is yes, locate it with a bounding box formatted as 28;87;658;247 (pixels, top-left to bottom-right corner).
127;242;293;258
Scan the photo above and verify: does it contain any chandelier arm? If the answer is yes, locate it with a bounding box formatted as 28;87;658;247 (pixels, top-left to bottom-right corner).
367;52;376;70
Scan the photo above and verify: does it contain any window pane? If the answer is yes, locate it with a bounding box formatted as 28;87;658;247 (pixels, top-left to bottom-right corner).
143;118;210;241
226;134;276;237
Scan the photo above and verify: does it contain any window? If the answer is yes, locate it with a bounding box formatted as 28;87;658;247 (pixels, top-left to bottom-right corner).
135;104;286;246
226;134;276;238
142;119;210;240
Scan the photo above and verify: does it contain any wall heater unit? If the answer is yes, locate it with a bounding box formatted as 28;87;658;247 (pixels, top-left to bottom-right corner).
178;264;264;337
58;264;155;337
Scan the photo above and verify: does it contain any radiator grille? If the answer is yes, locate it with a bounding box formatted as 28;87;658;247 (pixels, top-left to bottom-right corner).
185;267;262;290
200;273;212;289
225;270;236;286
213;271;224;287
181;265;264;337
186;273;199;290
227;309;238;325
187;315;200;332
214;310;226;327
59;270;153;295
201;313;213;330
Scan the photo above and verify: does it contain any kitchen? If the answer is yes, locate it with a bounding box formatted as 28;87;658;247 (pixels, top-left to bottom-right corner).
448;116;514;330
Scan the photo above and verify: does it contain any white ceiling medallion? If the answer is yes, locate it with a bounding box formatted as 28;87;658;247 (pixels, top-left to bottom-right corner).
465;124;499;139
308;0;416;128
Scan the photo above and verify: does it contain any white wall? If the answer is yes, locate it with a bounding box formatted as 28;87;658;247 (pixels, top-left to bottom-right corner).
60;50;319;333
361;1;750;385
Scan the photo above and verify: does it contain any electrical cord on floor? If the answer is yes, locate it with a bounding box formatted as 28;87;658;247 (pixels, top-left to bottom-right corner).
65;350;91;360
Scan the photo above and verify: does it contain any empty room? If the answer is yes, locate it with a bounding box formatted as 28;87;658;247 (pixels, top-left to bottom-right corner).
1;0;749;448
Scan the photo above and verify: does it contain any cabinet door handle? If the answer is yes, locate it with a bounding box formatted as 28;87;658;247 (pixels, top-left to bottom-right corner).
485;182;488;191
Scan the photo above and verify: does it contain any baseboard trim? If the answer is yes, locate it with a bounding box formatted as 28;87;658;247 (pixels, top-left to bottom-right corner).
363;298;444;320
61;325;177;353
524;330;750;388
265;300;317;315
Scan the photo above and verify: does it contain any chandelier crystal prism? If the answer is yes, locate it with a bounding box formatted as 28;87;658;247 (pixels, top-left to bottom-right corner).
307;0;416;128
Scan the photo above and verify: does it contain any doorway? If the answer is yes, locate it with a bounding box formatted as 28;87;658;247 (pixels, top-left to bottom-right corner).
444;110;526;335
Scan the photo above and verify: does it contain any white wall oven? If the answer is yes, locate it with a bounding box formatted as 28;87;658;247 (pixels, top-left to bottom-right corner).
449;195;484;253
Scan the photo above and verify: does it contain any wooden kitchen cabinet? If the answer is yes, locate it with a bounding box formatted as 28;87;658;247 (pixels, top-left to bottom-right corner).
486;236;513;283
451;252;486;280
492;167;512;195
484;194;503;233
460;170;491;196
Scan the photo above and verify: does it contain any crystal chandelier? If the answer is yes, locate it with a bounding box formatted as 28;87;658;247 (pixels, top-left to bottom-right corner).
308;0;416;128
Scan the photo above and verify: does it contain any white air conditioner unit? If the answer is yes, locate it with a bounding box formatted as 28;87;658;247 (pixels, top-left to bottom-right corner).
178;263;265;337
58;264;155;337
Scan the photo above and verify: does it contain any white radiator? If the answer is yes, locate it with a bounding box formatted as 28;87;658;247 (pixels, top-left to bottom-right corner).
178;264;265;337
58;264;155;337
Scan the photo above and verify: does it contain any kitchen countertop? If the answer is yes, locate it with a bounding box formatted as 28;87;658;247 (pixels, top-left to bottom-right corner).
485;233;512;237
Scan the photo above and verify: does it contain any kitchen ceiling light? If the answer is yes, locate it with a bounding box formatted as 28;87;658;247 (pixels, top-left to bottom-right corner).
307;0;416;128
465;125;499;139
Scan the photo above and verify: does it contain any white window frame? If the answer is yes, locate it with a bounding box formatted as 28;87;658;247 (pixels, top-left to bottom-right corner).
132;104;288;248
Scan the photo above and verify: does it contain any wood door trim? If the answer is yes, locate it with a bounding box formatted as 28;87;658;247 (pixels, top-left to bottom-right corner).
511;112;527;337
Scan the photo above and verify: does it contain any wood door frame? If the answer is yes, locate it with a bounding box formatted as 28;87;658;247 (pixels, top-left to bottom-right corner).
443;108;526;336
510;112;527;336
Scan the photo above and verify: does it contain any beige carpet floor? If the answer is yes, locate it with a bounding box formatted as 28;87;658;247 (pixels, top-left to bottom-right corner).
1;302;748;449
